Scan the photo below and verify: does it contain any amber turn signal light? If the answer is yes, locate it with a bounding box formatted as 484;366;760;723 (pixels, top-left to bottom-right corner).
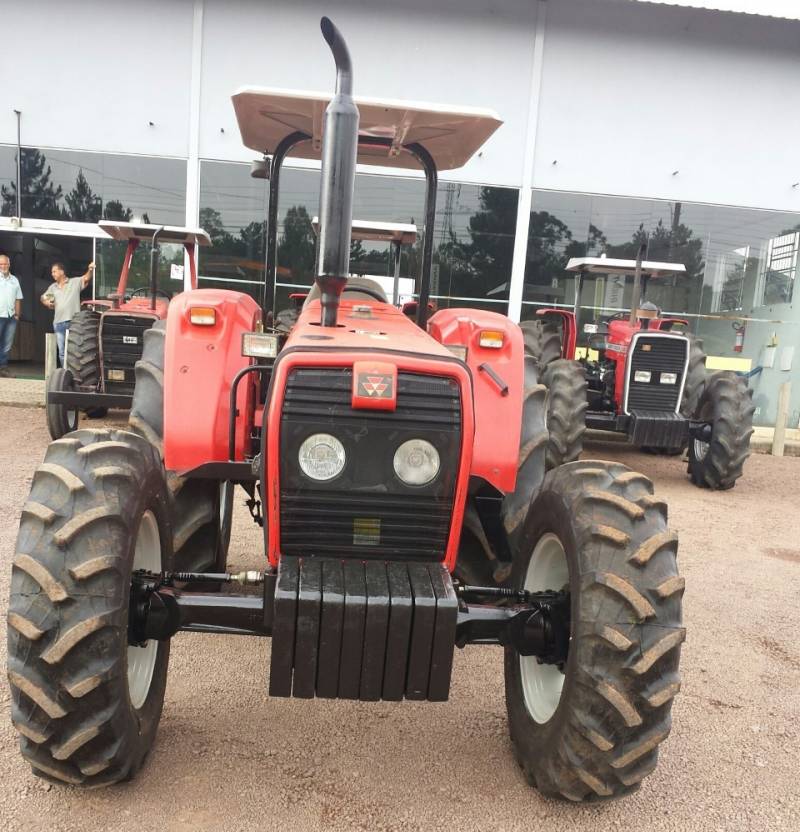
478;329;504;349
189;306;216;326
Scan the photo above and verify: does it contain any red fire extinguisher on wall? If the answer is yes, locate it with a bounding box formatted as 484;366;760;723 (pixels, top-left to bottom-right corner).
732;320;746;353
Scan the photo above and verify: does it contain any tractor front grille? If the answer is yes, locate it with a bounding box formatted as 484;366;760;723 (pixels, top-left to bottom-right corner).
100;313;156;395
279;367;461;560
626;334;689;414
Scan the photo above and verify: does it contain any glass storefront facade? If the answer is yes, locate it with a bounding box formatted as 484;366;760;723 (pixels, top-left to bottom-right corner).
4;140;800;426
522;190;800;426
197;160;517;316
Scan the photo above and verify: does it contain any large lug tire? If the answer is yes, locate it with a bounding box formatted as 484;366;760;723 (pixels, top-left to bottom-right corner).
688;371;754;490
46;368;79;440
519;319;562;372
129;320;233;572
7;428;173;787
680;335;707;418
542;359;587;470
505;461;684;801
65;309;101;391
501;356;548;547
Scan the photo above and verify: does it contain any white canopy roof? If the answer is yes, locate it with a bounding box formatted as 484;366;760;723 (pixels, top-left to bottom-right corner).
232;87;502;172
98;221;212;247
566;257;686;278
311;218;417;244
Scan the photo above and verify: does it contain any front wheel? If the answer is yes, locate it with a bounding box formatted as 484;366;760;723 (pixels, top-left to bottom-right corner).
505;461;684;801
45;368;79;440
8;428;173;786
688;371;754;490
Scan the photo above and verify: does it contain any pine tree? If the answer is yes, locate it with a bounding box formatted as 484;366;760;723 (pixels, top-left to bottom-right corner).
103;200;133;221
64;169;102;222
0;149;63;219
277;206;316;280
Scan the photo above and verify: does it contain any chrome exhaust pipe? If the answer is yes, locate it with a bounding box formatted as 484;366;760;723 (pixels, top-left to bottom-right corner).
315;16;359;327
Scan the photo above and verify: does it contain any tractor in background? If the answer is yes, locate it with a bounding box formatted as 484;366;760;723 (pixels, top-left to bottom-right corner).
523;253;754;489
45;221;211;439
8;18;683;802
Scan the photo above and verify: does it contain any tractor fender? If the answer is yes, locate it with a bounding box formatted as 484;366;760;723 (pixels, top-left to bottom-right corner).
163;289;261;473
428;308;522;493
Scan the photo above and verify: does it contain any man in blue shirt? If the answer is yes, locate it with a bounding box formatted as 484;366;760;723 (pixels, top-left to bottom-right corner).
0;253;23;378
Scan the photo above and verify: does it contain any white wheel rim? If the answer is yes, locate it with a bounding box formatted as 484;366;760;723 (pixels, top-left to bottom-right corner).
67;408;78;431
519;532;569;724
693;438;709;461
127;510;161;710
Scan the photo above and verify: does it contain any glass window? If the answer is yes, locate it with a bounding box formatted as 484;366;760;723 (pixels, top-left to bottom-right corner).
521;188;800;427
198;160;517;316
0;145;186;225
95;238;187;299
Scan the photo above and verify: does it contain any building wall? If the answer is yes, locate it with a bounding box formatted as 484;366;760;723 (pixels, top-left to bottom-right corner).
3;0;800;209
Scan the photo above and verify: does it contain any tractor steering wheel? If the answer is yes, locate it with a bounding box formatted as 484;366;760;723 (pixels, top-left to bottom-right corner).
129;287;173;301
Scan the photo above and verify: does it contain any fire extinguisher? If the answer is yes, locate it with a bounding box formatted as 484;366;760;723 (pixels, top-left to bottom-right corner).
732;320;746;353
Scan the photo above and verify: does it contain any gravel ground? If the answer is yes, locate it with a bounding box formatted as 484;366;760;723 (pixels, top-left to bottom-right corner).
1;406;798;832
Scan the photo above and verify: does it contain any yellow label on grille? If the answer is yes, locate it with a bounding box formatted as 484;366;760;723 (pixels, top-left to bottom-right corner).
353;518;381;546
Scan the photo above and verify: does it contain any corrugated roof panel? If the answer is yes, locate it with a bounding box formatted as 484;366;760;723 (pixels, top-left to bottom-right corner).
628;0;800;21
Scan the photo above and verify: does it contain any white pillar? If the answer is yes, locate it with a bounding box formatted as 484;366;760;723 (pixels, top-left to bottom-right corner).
508;0;548;323
184;0;204;292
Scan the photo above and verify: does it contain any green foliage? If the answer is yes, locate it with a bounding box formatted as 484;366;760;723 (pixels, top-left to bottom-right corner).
64;169;102;222
1;149;63;219
277;206;315;280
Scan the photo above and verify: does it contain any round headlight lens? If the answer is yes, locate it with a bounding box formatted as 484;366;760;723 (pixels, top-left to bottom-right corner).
393;439;440;486
298;433;346;481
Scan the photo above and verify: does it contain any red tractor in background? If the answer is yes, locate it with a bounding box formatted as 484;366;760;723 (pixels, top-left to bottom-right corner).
523;253;755;489
8;19;683;802
45;221;211;439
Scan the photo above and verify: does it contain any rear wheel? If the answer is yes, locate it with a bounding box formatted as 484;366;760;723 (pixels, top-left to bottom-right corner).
688;371;754;490
45;368;79;440
680;335;707;418
7;429;172;786
542;359;587;469
519;319;562;372
505;461;684;801
129;320;233;572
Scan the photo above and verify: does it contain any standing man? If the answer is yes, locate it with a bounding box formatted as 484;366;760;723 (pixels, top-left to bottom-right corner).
41;261;94;366
0;254;23;378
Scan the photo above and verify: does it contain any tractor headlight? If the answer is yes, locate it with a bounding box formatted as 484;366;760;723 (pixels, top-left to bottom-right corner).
634;370;652;383
660;372;678;385
393;439;440;486
298;433;346;481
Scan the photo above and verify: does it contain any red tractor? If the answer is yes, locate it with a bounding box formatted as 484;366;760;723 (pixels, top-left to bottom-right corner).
524;254;755;489
45;221;211;440
8;19;683;801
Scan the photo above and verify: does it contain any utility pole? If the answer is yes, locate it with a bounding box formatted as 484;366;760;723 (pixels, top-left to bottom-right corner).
13;109;22;217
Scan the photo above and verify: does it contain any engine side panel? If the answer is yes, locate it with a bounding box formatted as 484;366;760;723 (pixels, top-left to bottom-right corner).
163;289;261;472
428;308;523;493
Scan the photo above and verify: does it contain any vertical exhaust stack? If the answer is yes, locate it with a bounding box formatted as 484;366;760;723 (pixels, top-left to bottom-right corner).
315;16;359;327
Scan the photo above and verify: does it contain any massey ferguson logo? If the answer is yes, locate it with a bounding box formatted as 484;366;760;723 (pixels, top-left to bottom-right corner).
359;374;393;398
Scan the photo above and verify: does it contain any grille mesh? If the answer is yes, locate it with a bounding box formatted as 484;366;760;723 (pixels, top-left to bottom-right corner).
101;314;154;394
627;335;688;413
279;367;461;560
